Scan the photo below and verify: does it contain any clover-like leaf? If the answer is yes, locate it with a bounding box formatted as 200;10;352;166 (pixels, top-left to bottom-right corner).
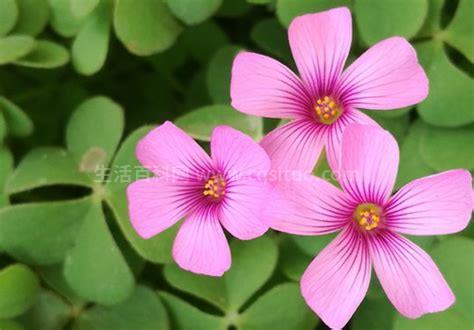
19;290;71;330
0;320;23;330
14;40;70;69
355;0;428;44
279;237;312;282
420;123;474;171
11;0;50;36
443;0;474;62
114;0;183;56
63;201;135;305
73;286;169;330
417;41;474;126
395;120;435;189
352;296;395;330
206;45;241;104
174;105;263;141
181;21;229;64
276;0;350;27
0;264;40;319
48;0;85;37
166;0;223;25
159;292;224;330
66;96;124;170
0;0;18;36
164;236;278;312
5;147;93;195
291;233;337;257
251;18;292;60
0;96;33;137
239;283;317;330
0;198;93;265
72;0;112;75
70;0;99;18
0;148;13;207
367;112;410;145
105;126;178;264
0;35;36;65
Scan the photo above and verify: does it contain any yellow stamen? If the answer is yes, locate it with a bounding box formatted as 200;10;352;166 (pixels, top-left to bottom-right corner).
313;96;343;125
203;174;226;200
354;203;382;231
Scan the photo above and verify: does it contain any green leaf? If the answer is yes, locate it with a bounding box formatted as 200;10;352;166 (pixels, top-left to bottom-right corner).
19;290;71;330
367;112;410;145
0;320;24;330
66;96;124;170
0;0;18;36
5;147;93;195
164;236;278;312
11;0;50;36
276;0;350;27
279;237;311;282
105;126;177;264
114;0;183;56
443;0;474;62
239;283;317;330
14;40;70;69
48;0;85;37
70;0;99;18
64;202;135;305
291;233;337;257
181;22;229;64
0;198;92;265
0;96;33;137
420;123;474;171
72;0;112;75
0;112;5;142
73;286;169;330
394;237;474;329
159;292;224;330
39;265;85;305
0;264;39;319
175;105;263;141
355;0;428;44
247;0;272;4
206;45;241;104
418;0;444;36
251;18;292;60
417;41;474;126
395;120;435;189
0;35;36;65
0;147;13;190
217;0;251;17
166;0;222;25
352;296;395;330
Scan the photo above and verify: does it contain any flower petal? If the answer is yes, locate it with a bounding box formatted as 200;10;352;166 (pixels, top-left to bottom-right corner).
265;172;353;235
127;177;201;239
301;225;371;329
369;230;455;318
173;207;231;276
211;125;270;178
288;7;352;96
260;119;326;173
385;170;473;235
230;51;311;119
339;124;399;205
136;121;213;177
325;108;379;171
338;37;428;110
219;177;269;240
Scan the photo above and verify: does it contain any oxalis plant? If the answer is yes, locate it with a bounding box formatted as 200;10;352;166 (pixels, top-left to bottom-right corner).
0;1;472;330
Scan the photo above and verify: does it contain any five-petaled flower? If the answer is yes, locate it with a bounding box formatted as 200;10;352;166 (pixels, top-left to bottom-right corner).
231;7;428;172
127;122;270;276
265;124;473;329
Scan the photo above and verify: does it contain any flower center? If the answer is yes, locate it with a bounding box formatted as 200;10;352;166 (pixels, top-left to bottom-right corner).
203;174;226;200
314;96;342;124
354;203;382;231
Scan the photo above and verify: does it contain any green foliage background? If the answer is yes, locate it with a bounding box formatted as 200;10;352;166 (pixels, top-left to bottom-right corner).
0;0;472;329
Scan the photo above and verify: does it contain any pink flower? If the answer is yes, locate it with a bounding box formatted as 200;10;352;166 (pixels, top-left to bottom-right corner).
231;7;428;172
127;122;270;276
265;124;473;329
